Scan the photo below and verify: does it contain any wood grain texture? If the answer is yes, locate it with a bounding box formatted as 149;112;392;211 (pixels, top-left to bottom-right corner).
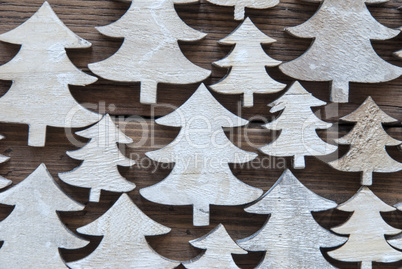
0;0;399;268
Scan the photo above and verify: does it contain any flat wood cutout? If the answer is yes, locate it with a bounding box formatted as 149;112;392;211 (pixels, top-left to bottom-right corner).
329;97;402;186
140;83;263;226
328;187;402;269
259;81;337;169
206;0;279;20
184;224;247;268
279;0;402;103
0;135;11;189
0;164;88;268
59;114;135;202
210;17;285;107
89;0;211;104
238;170;346;268
388;203;402;250
0;2;100;147
68;193;179;269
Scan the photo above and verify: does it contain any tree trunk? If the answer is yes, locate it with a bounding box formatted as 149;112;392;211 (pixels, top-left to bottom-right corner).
193;203;210;226
28;124;47;147
140;80;158;104
331;79;349;103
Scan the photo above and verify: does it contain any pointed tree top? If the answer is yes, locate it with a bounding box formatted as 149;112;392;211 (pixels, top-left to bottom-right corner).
337;186;396;212
219;17;276;45
246;169;337;214
0;163;83;211
341;97;398;123
76;114;133;144
190;224;247;254
0;1;91;48
156;84;249;128
268;81;327;113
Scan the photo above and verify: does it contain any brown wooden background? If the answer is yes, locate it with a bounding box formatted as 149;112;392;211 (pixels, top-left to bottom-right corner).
0;0;401;268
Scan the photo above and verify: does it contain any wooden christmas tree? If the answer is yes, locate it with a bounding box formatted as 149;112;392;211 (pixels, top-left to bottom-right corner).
388;203;402;250
0;2;100;147
68;193;179;269
88;0;211;104
0;164;88;269
0;135;11;189
259;81;337;169
140;83;263;226
206;0;279;20
279;0;402;103
59;114;135;202
329;97;402;186
184;224;247;269
328;187;402;269
210;17;285;107
238;170;346;268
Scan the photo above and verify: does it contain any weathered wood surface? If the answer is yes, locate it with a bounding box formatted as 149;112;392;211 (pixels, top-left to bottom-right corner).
0;0;400;268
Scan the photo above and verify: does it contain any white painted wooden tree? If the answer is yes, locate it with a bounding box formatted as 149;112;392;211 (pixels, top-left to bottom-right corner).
0;2;100;147
0;164;88;269
89;0;211;104
259;81;337;169
0;135;11;189
140;84;263;226
206;0;279;20
238;170;346;268
388;203;402;250
184;224;247;269
59;114;135;202
279;0;402;103
68;193;179;269
210;17;285;107
329;97;402;186
328;187;402;269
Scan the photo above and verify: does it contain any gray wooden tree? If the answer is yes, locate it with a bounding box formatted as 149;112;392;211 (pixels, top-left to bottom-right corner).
206;0;279;20
89;0;211;104
238;170;346;268
59;114;135;202
280;0;402;103
259;81;337;169
0;164;88;268
210;17;285;107
0;2;100;147
0;135;11;189
140;84;263;226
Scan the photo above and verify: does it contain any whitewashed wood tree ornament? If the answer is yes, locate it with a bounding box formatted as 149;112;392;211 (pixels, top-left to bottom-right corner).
140;83;263;226
68;193;179;269
328;187;402;269
328;97;402;186
0;135;11;189
0;164;88;268
88;0;211;104
206;0;279;20
0;2;100;147
279;0;402;103
59;114;135;202
238;169;346;268
210;17;285;107
184;224;247;269
259;81;337;169
388;203;402;250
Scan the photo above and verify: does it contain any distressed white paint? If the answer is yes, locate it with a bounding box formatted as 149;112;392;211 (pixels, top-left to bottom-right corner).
238;170;345;268
0;164;87;269
89;0;211;104
0;2;100;147
259;81;337;169
0;135;11;189
206;0;279;20
59;114;135;202
140;84;263;226
279;0;402;103
328;187;402;269
210;17;285;107
184;224;247;268
68;193;179;269
329;97;402;186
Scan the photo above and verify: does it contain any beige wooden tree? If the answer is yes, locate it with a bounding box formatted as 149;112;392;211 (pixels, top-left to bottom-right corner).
329;97;402;185
211;17;285;107
206;0;279;20
0;2;100;147
89;0;211;104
